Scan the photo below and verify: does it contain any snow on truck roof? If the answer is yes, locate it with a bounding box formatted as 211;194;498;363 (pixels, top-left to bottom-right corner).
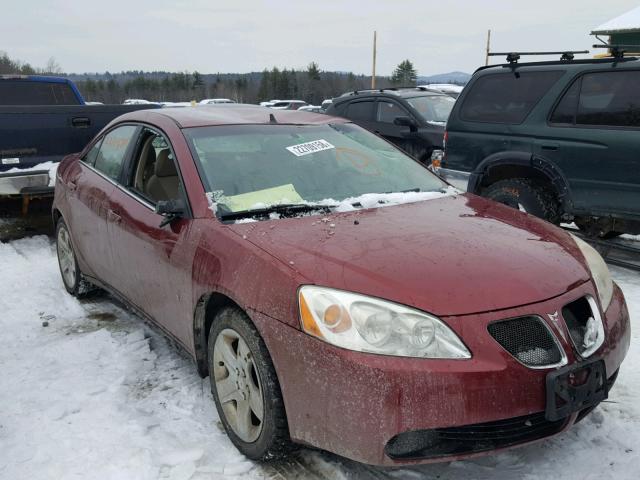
116;104;348;129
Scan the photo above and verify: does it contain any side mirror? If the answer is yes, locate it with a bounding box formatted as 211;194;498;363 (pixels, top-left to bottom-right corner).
394;116;418;133
155;199;185;227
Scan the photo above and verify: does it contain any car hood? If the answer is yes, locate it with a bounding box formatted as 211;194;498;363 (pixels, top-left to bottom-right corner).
228;194;590;316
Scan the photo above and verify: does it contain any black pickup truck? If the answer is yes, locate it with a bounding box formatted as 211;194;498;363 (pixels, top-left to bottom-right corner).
0;75;158;200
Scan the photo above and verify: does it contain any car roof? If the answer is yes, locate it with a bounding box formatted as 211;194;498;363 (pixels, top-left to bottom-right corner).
115;104;347;128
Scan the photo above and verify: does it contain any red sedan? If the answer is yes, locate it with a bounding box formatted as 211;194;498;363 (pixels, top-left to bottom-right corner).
52;105;630;466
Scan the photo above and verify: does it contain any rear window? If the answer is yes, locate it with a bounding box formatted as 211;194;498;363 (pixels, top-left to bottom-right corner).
94;125;137;181
0;80;81;105
460;71;564;124
345;100;374;121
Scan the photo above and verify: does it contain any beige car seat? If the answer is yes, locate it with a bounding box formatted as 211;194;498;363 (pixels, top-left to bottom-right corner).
146;149;179;201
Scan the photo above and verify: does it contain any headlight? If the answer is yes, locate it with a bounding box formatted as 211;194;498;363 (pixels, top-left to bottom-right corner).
571;234;614;311
298;286;471;359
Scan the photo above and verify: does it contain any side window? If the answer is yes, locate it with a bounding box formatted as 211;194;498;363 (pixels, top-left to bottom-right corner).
82;139;103;167
129;130;182;204
94;125;137;181
576;71;640;127
460;71;564;124
550;79;581;124
377;101;409;123
345;100;374;121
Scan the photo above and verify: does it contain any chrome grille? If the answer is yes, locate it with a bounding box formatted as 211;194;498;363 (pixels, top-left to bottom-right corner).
488;316;564;367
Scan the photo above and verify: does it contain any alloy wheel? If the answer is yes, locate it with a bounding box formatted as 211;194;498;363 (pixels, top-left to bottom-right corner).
213;328;264;442
57;225;77;289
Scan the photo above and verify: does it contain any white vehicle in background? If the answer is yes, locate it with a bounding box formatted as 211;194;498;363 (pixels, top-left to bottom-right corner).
418;84;464;98
199;98;235;105
321;99;333;111
298;105;323;113
269;100;308;110
123;98;157;105
160;101;194;108
260;99;280;107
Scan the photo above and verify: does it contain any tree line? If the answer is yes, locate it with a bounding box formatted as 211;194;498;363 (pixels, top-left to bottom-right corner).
2;52;446;105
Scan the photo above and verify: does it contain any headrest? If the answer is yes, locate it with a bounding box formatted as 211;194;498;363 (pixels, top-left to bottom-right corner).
155;149;177;177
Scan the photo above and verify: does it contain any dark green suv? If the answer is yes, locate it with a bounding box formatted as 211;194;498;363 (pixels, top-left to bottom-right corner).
442;55;640;237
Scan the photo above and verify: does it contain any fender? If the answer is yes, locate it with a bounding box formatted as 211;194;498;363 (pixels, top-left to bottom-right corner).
468;151;572;210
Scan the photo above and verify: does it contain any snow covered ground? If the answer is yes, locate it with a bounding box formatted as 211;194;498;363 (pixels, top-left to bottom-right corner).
1;236;639;479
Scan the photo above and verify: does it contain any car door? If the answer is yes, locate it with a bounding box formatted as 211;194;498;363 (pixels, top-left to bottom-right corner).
542;70;640;217
373;99;417;150
64;125;138;284
104;127;195;345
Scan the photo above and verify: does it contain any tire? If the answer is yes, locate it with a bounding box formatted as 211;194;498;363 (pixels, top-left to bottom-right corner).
55;218;95;297
208;307;292;461
482;178;560;224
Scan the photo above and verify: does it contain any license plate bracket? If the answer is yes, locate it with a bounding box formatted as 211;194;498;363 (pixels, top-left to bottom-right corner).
545;358;607;422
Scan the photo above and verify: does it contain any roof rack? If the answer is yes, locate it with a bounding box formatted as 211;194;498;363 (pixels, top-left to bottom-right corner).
341;86;430;97
592;44;640;59
488;50;589;64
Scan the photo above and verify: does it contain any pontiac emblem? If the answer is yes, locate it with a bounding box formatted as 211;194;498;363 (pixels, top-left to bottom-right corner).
547;311;567;341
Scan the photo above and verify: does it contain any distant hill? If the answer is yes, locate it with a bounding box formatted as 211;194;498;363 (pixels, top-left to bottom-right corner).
417;71;471;85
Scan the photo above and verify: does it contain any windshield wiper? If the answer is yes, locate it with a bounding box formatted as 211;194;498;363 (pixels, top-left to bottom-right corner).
219;203;338;222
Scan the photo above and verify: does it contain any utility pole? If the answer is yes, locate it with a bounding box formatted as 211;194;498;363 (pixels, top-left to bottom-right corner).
485;29;492;66
372;30;377;89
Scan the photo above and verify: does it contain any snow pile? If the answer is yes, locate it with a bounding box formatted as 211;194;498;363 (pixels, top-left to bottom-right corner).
5;161;59;187
325;187;459;213
0;236;261;480
1;235;639;479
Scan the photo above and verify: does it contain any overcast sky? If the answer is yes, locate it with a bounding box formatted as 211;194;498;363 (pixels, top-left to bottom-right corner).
3;0;638;76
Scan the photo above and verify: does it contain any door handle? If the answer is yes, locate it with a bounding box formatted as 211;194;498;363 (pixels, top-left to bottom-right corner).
541;144;559;151
107;209;121;223
71;116;91;128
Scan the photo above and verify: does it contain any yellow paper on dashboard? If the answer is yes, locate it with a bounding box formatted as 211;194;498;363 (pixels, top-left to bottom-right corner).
223;184;304;212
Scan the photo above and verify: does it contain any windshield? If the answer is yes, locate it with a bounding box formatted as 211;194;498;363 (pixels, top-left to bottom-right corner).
183;123;448;217
405;95;455;124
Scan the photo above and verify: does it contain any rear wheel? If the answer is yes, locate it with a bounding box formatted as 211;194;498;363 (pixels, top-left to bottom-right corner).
208;307;292;461
482;178;560;224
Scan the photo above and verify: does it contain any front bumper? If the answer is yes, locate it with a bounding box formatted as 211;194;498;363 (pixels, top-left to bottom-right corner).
253;281;630;466
0;170;52;196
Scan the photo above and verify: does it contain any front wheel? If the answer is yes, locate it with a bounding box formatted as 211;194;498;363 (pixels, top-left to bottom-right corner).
56;218;94;296
208;307;292;461
482;178;560;224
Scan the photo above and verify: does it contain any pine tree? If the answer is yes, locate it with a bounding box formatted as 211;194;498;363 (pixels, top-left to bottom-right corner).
307;62;321;81
391;60;417;85
192;71;204;88
258;69;270;101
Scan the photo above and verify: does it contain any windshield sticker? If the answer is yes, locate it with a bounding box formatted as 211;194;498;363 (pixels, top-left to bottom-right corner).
1;157;20;165
221;184;304;212
286;139;335;157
